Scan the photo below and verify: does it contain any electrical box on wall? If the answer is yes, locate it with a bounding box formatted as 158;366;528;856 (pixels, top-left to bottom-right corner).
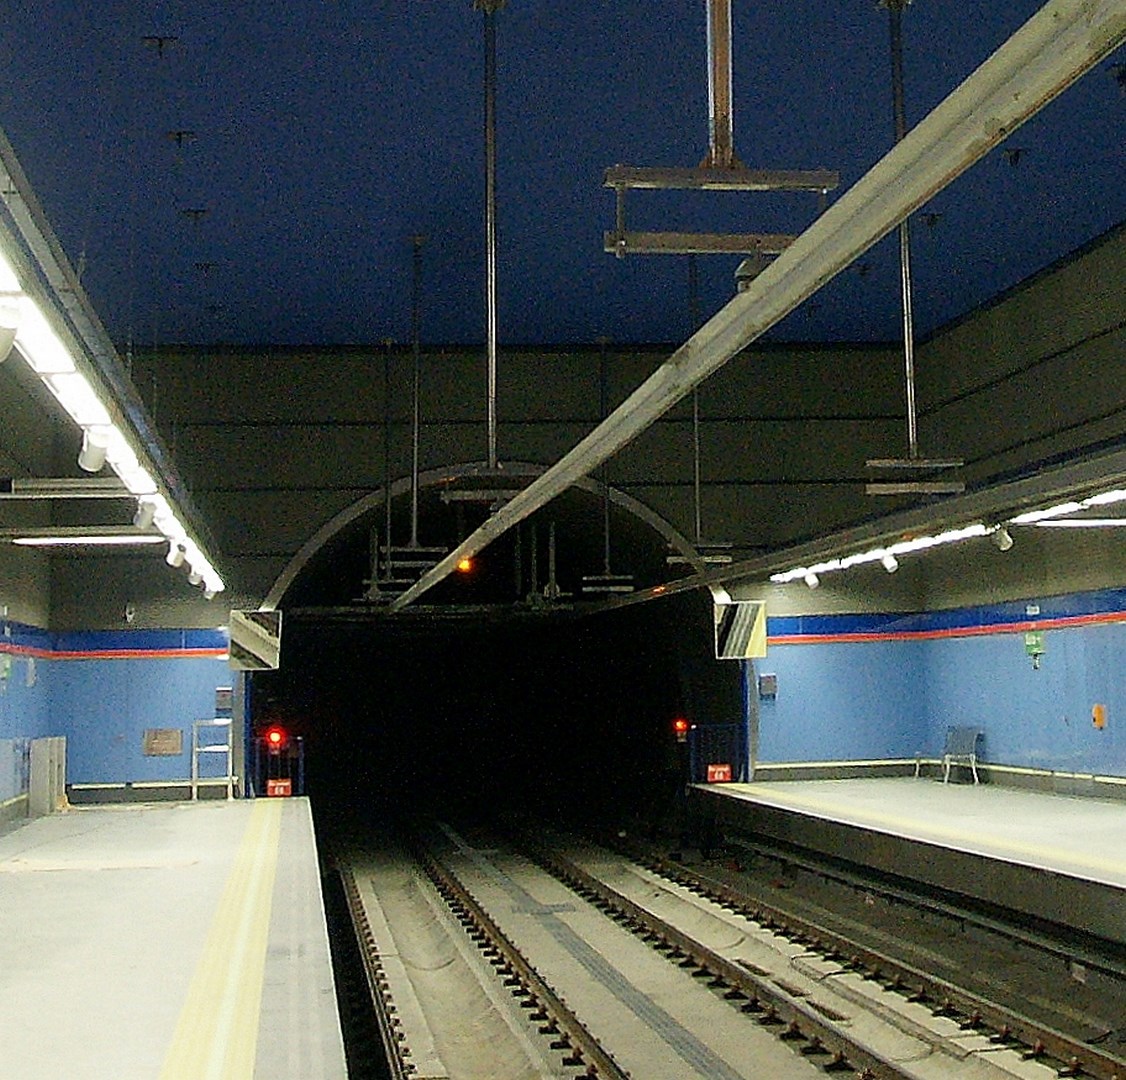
759;673;778;698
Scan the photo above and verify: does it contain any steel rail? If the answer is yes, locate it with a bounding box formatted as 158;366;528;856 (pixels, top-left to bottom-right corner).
339;866;413;1080
415;842;630;1079
626;841;1126;1080
523;841;921;1080
390;0;1126;612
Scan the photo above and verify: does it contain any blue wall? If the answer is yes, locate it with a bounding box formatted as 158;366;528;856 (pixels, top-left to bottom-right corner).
756;588;1126;777
757;639;925;762
0;623;230;790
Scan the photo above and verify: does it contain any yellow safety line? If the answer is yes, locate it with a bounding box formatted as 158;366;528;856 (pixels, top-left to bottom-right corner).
160;799;283;1080
732;783;1126;880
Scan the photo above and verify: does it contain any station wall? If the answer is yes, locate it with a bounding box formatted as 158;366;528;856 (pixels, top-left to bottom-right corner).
0;620;230;811
754;588;1126;778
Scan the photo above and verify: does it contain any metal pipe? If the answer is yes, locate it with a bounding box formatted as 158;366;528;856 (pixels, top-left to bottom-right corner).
479;1;503;470
382;338;393;575
689;256;703;544
888;0;919;459
705;0;736;167
389;0;1126;612
410;234;426;546
598;337;612;575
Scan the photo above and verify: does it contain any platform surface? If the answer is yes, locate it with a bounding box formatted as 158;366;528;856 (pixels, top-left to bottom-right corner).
709;778;1126;890
0;797;346;1080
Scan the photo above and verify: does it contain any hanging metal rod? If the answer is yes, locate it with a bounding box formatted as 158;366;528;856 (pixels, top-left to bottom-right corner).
389;0;1126;613
477;0;504;470
705;0;737;167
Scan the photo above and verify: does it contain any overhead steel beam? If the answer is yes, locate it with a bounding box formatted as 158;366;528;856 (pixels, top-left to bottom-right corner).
390;0;1126;613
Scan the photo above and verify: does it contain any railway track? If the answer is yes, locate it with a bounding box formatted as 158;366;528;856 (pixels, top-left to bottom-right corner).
336;825;1125;1079
591;834;1126;1080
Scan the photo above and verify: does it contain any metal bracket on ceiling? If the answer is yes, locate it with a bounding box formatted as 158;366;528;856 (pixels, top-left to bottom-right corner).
603;0;838;258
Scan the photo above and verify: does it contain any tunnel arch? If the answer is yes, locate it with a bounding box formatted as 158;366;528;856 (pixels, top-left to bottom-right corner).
262;460;704;611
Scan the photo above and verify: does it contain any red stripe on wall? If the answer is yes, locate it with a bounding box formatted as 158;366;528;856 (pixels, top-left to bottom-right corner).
0;644;228;661
768;610;1126;646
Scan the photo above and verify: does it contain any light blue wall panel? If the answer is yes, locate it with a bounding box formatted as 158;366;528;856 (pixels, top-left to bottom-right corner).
757;640;926;763
923;623;1126;775
52;655;230;784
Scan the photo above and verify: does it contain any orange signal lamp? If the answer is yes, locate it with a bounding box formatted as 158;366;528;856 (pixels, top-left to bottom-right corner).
457;557;473;573
673;717;691;743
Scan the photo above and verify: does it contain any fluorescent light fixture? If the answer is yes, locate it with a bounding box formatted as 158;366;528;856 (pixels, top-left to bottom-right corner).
0;249;20;292
1035;518;1126;528
14;300;76;374
1009;501;1083;525
44;371;112;427
14;534;167;547
4;525;167;546
1082;489;1126;507
0;291;19;363
770;524;988;585
0;155;226;598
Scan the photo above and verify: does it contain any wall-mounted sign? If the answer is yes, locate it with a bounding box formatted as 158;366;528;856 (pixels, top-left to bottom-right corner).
142;728;183;756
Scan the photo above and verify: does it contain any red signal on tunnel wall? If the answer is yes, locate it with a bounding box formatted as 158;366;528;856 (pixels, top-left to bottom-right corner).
264;725;289;753
673;717;690;743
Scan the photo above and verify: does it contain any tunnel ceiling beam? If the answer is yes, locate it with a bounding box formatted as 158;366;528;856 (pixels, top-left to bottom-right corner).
390;0;1126;614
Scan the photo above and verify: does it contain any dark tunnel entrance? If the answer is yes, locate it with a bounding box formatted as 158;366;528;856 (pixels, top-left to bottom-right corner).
251;477;746;838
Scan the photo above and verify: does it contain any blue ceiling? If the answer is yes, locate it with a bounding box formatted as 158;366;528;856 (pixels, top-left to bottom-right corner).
0;1;1121;349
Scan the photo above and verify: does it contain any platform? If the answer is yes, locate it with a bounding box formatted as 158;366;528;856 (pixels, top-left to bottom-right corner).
695;777;1126;947
0;797;346;1079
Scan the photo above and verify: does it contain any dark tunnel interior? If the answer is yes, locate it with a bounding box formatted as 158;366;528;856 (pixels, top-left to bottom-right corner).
251;481;746;841
252;590;743;842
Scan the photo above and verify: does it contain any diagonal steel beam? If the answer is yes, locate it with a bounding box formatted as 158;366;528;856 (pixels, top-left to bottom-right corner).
390;0;1126;613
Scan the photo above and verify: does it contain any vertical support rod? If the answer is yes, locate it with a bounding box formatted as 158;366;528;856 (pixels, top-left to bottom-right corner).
888;1;919;460
705;0;736;168
382;338;393;574
410;235;426;547
597;337;612;575
481;2;501;469
688;256;703;545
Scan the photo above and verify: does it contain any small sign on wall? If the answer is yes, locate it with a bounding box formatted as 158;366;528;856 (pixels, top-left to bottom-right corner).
142;729;183;756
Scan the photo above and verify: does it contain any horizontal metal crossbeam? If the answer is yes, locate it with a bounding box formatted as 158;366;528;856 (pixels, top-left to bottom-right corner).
604;230;795;256
604;165;839;192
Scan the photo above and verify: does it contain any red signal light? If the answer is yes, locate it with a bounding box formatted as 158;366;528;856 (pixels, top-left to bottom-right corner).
673;717;690;743
264;725;288;752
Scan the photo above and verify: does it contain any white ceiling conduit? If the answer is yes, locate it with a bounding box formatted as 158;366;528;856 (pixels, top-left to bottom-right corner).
390;0;1126;612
